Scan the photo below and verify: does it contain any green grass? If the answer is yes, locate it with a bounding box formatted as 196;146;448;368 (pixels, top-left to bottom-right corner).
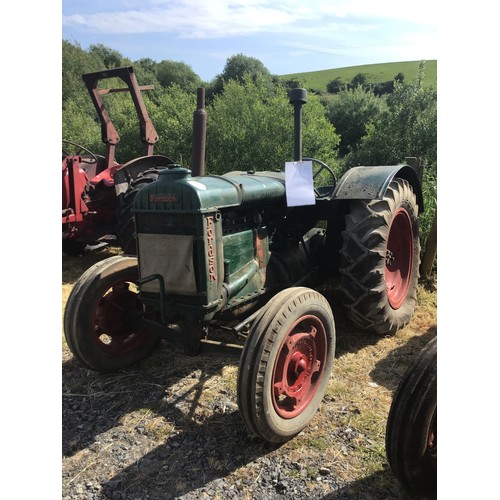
279;60;437;92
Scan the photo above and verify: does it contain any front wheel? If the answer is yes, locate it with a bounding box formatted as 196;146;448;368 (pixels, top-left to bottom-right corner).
63;255;160;372
237;287;335;443
339;178;421;335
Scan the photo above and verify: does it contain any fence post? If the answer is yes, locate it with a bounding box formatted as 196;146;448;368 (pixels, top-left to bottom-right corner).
420;211;437;278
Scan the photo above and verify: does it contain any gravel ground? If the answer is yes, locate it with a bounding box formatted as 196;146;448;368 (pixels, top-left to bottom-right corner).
62;335;429;500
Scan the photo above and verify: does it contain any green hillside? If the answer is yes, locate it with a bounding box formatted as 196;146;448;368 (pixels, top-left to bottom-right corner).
279;60;437;92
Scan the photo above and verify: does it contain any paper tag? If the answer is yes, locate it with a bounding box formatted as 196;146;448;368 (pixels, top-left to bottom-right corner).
285;161;316;207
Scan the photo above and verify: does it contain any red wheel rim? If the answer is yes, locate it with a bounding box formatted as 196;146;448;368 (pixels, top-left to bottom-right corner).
93;280;147;356
272;315;328;419
385;207;413;309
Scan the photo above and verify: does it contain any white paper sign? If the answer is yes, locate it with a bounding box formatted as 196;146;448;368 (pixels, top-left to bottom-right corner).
285;161;316;207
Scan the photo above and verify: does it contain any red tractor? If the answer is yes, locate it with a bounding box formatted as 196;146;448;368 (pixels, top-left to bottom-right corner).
62;66;174;256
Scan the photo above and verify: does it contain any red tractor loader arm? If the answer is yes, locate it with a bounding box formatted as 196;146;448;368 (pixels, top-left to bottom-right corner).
82;66;159;171
63;66;173;255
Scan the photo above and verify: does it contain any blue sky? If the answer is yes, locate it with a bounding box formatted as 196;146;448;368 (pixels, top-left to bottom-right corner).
62;0;438;82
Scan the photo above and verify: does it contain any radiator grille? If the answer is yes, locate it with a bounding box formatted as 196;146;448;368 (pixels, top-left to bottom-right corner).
138;233;198;295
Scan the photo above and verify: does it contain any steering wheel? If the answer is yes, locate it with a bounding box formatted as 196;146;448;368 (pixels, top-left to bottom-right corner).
303;157;336;198
62;140;98;165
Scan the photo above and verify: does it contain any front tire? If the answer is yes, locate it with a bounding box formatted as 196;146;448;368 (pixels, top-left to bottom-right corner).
64;255;160;372
237;287;335;443
385;336;437;496
339;178;420;335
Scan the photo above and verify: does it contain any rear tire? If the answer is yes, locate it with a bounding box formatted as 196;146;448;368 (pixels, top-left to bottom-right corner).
385;336;437;496
64;255;160;372
116;168;165;255
237;287;335;443
339;178;420;335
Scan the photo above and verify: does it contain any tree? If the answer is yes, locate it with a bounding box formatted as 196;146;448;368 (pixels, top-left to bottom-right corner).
326;77;345;94
342;62;437;241
210;54;273;97
155;60;202;92
282;79;305;92
134;58;160;86
325;86;388;155
205;75;340;175
62;40;102;109
350;73;368;88
147;85;196;165
62;98;101;152
394;72;405;83
345;62;436;169
371;80;394;96
89;44;124;69
136;58;157;76
221;53;271;82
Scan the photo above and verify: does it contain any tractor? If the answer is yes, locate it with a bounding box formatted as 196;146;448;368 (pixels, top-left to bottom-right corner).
64;87;424;443
62;66;174;256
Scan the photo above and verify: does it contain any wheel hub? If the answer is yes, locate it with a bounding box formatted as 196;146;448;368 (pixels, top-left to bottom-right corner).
385;249;395;266
94;281;143;354
272;316;327;419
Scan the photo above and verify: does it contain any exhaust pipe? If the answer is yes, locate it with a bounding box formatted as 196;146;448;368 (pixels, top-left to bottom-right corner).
191;87;207;176
289;88;307;161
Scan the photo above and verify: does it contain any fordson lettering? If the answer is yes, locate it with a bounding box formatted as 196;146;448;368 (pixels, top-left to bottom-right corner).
149;194;177;203
206;216;216;282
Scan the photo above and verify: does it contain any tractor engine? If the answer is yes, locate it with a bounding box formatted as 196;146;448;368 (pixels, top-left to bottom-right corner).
133;166;324;324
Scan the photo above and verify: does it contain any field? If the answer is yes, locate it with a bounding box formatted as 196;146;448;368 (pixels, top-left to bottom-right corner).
279;60;437;92
62;246;437;499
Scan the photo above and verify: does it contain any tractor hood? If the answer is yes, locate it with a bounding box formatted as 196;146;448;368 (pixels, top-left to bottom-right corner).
133;167;286;213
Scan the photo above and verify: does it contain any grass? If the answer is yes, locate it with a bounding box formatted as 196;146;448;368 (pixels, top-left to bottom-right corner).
62;245;437;498
279;60;437;92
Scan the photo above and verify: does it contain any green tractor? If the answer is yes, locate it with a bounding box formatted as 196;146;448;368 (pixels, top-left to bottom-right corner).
64;88;423;443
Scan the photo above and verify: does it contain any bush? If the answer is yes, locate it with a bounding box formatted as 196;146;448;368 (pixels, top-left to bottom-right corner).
205;76;340;175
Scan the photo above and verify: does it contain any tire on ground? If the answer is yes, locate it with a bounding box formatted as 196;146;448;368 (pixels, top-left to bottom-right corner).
237;287;335;443
64;255;161;372
385;336;437;496
339;177;420;335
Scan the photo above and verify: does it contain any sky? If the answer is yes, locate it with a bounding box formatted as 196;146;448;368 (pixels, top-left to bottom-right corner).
62;0;438;81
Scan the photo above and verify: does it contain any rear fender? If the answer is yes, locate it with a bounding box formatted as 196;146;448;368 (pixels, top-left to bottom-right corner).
113;154;174;195
90;164;118;187
333;163;424;213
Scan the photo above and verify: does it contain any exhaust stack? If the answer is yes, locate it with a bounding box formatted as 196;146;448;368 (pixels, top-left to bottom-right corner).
191;87;207;176
289;88;307;161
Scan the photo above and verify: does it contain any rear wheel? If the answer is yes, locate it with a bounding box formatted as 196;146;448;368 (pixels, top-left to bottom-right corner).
339;178;420;335
237;287;335;443
64;255;160;372
116;168;165;255
386;337;437;496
